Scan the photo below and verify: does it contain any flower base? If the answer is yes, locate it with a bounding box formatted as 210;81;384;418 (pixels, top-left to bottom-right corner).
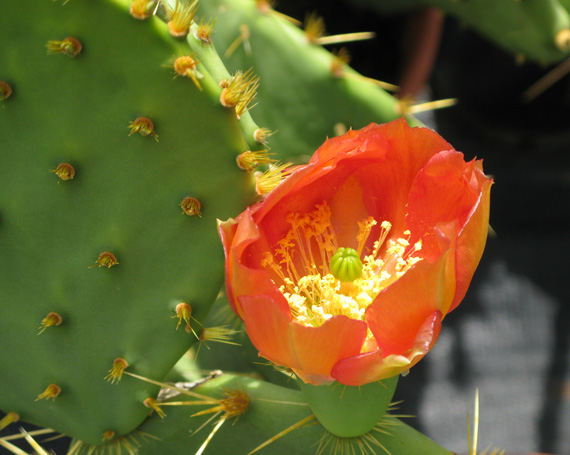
298;374;399;438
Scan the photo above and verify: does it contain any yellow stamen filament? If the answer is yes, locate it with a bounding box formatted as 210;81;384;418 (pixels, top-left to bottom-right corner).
261;202;422;331
105;357;129;384
38;312;62;334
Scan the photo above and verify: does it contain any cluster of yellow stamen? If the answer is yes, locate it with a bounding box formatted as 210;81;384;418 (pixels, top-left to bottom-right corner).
261;202;422;329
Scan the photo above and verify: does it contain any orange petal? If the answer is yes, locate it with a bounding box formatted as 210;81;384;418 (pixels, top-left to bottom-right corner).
450;176;492;311
331;311;442;386
405;150;492;310
239;294;368;385
364;244;453;357
218;209;286;318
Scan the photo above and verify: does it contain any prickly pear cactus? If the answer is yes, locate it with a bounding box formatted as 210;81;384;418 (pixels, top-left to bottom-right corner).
0;0;258;447
196;0;402;158
1;0;445;454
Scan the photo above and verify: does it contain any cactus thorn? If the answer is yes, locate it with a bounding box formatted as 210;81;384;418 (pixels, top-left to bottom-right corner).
172;55;204;90
255;0;274;14
35;384;61;401
128;117;158;141
236;150;274;172
194;17;217;44
330;47;351;78
0;81;12;101
247;414;317;455
50;163;75;182
46;37;82;58
304;11;326;44
0;412;19;431
105;358;129;384
192;389;251;455
253;127;274;145
143;397;166;419
224;24;252;57
101;430;115;441
255;162;293;196
396;97;457;115
173;302;201;338
194;326;241;359
90;251;119;269
219;69;259;119
180;196;202;217
129;0;154;20
38;312;63;335
167;0;199;37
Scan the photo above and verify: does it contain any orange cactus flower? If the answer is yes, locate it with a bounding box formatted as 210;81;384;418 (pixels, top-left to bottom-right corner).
218;118;492;386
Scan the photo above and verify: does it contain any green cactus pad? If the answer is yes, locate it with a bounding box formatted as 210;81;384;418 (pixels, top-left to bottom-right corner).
190;0;403;159
129;373;453;455
0;0;256;445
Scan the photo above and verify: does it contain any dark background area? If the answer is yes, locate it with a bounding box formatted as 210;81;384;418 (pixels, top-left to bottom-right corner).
2;2;569;454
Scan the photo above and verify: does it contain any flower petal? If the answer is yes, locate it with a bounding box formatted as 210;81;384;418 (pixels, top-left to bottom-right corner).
239;294;368;385
405;150;493;310
218;209;286;318
365;243;454;357
331;311;442;386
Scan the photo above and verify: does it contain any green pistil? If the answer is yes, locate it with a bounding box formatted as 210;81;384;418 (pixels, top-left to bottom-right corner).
329;247;363;282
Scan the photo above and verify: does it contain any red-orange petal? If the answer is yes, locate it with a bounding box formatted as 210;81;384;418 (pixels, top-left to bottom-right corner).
364;239;454;357
239;294;368;385
331;310;442;386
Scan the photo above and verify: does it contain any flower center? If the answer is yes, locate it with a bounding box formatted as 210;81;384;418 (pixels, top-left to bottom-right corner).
261;202;422;328
329;247;363;282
